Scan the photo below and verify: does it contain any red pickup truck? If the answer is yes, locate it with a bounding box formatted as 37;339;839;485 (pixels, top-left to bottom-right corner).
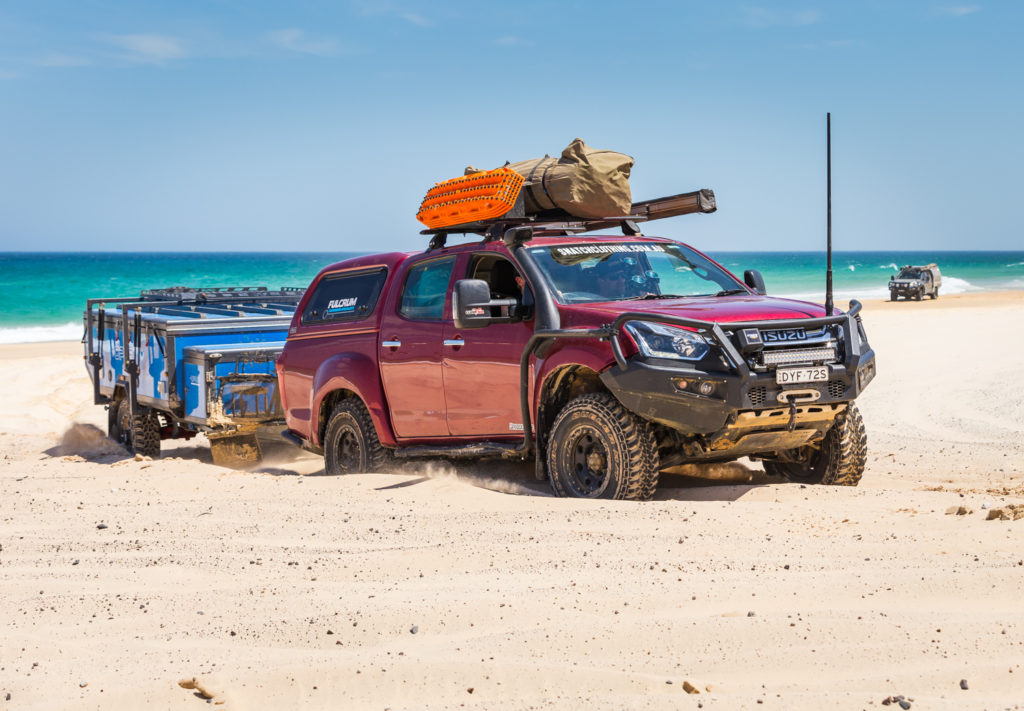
276;192;876;499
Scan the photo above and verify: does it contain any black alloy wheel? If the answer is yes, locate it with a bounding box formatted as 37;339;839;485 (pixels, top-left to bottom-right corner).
567;427;611;496
546;393;659;501
323;397;390;475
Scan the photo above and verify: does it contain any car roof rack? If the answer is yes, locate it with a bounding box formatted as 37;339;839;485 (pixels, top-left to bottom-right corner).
421;188;716;250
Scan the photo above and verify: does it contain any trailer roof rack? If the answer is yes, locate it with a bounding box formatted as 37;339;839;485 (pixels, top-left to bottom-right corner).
421;188;716;250
140;286;304;302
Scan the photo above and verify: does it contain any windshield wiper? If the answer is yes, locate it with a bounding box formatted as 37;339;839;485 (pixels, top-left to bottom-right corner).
623;293;687;300
712;289;749;297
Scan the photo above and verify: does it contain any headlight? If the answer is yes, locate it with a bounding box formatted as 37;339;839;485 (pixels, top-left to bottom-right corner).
624;321;709;361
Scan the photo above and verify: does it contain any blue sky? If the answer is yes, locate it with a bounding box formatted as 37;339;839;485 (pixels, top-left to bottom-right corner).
0;1;1020;252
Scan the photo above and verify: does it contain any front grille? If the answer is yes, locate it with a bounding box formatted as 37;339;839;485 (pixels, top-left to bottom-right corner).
749;386;767;406
762;346;837;366
828;379;846;398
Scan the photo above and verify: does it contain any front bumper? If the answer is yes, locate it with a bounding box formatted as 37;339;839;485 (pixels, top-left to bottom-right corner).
600;302;876;435
890;281;923;296
600;348;875;434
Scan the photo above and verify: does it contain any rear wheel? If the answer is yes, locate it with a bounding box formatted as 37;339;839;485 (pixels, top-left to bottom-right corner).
546;393;659;500
762;402;866;486
113;397;161;458
324;397;390;475
930;289;938;299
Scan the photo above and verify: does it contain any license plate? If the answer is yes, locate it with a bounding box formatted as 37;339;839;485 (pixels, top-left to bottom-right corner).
776;366;829;385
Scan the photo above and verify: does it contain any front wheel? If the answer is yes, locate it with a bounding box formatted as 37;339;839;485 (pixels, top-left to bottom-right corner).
762;402;866;486
546;393;659;500
889;290;898;302
323;397;390;475
113;397;161;458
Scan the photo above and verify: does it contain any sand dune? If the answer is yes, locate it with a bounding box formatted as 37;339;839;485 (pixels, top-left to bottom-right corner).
1;291;1022;709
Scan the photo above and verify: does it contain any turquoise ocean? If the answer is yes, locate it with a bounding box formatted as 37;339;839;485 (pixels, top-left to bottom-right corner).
2;250;1023;344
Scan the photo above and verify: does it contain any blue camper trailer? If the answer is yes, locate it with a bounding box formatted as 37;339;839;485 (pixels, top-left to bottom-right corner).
83;287;304;467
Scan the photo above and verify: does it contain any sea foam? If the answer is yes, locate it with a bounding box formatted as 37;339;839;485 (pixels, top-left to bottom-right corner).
0;322;82;345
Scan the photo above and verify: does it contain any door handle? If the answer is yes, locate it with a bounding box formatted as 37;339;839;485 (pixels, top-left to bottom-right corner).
443;339;465;347
382;340;402;348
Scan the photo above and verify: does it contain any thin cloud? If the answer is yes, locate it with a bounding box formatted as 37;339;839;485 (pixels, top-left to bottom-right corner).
0;69;21;80
399;12;433;27
268;28;341;56
353;2;435;27
934;5;980;16
743;7;822;28
100;34;187;64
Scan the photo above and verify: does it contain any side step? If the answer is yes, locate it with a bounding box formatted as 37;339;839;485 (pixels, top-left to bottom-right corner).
280;429;324;456
394;442;525;460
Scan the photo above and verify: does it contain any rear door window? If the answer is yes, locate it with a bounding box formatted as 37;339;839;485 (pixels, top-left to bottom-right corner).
399;257;455;321
302;268;387;325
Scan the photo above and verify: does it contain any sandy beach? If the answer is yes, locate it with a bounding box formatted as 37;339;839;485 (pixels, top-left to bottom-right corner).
2;291;1023;710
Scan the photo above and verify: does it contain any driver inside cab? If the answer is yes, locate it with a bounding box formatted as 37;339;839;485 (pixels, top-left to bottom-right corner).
595;259;630;298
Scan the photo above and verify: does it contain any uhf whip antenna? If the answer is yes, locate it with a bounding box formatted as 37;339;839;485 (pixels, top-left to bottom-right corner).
825;112;834;316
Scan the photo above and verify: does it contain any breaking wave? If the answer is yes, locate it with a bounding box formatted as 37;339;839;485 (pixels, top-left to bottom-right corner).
939;276;981;294
0;322;81;344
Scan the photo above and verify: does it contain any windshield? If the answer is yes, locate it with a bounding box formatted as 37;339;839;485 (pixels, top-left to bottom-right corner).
526;242;747;304
898;269;922;279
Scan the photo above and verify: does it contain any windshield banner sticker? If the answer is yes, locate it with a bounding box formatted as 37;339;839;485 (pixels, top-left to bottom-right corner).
553;244;668;256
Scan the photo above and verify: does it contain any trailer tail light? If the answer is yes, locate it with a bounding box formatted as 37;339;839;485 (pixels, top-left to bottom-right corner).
416;167;525;229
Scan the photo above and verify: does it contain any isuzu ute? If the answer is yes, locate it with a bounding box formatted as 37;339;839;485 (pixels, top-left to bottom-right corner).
276;190;876;499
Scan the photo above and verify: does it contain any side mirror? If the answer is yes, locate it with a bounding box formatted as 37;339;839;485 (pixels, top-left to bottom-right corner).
744;269;767;295
453;279;517;329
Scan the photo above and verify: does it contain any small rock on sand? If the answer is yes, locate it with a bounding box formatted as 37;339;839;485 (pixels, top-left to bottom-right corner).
682;681;700;694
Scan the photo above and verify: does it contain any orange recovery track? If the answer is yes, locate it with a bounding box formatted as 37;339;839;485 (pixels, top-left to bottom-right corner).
416;167;524;229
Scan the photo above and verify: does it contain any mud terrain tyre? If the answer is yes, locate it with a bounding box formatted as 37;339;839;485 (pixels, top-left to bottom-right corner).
113;397;161;458
324;397;390;475
546;393;659;500
763;402;866;486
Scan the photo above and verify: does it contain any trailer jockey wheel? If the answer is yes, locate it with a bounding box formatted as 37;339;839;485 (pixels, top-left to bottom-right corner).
113;398;161;459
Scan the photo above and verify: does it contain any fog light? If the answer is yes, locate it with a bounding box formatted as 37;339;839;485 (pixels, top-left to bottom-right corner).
699;381;715;395
672;378;689;391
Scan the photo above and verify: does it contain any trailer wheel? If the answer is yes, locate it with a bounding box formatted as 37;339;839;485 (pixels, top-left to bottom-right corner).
114;398;161;458
546;393;659;500
763;402;866;486
324;397;390;475
108;397;124;441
